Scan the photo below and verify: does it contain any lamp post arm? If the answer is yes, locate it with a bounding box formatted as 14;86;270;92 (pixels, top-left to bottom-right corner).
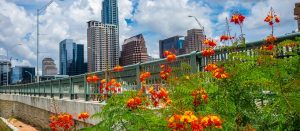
38;0;54;14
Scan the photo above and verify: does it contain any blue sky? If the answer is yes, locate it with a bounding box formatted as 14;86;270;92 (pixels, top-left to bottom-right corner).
0;0;299;75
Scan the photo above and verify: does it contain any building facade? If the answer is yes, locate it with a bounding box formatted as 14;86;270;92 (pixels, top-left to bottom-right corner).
59;39;85;76
102;0;119;26
159;36;184;58
87;21;119;72
0;57;11;86
11;66;35;84
120;34;148;66
183;29;206;54
295;3;300;31
42;58;58;76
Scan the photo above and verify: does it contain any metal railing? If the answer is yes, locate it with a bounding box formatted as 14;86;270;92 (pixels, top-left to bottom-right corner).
1;32;299;101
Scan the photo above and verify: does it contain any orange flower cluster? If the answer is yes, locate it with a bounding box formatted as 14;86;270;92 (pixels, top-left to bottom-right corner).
164;50;177;62
212;68;229;79
168;111;198;131
113;65;124;72
160;64;172;80
148;87;171;107
78;112;89;120
202;48;215;57
86;75;100;83
205;64;229;79
220;35;234;42
49;113;74;131
230;13;245;24
140;72;151;82
203;39;217;47
204;64;218;71
126;97;142;110
99;79;122;94
264;13;280;26
191;88;208;108
265;35;277;43
168;111;222;131
262;44;274;51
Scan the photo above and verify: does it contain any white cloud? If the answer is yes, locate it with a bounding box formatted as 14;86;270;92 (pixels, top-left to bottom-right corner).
0;0;299;74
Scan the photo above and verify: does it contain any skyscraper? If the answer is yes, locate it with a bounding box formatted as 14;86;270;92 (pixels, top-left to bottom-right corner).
102;0;119;26
0;56;11;86
87;21;119;72
295;3;300;31
59;39;85;76
120;34;148;66
42;57;58;76
11;66;35;84
183;29;206;54
159;36;184;58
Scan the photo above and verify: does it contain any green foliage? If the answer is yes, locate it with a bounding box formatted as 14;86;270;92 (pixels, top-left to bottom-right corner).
84;40;300;131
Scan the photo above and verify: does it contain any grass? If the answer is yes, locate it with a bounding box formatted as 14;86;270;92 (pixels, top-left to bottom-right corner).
0;118;12;131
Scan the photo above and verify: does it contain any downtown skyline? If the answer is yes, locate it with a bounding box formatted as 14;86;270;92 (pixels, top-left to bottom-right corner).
0;0;298;75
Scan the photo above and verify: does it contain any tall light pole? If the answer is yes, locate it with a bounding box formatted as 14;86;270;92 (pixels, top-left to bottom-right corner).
25;71;33;83
36;0;64;82
188;15;205;51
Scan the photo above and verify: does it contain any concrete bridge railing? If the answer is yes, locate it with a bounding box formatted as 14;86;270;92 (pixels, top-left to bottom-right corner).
0;32;299;101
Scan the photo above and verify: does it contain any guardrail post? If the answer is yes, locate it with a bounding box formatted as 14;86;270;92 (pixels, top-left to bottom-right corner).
70;77;74;100
84;73;89;101
59;79;63;99
190;51;198;73
50;80;54;98
136;63;141;89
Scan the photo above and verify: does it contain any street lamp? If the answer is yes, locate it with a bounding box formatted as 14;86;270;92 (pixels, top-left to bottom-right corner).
188;15;205;51
25;71;33;83
36;0;64;82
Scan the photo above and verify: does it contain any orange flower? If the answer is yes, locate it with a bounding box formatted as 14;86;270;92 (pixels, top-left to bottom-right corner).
231;13;245;24
204;38;217;47
113;65;124;72
204;64;218;71
265;35;277;43
164;50;177;62
220;35;234;42
86;76;92;83
274;15;280;23
202;48;215;57
140;72;151;82
49;113;74;131
78;112;89;120
163;50;173;57
92;75;99;83
100;79;106;84
126;97;142;110
210;115;222;129
167;54;176;62
212;68;229;79
264;9;280;26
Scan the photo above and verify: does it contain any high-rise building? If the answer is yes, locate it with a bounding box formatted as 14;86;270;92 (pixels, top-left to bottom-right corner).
183;29;206;54
59;39;85;76
42;57;58;76
87;20;119;72
0;56;11;86
11;66;35;84
102;0;119;26
75;44;86;74
120;34;148;66
295;3;300;31
159;36;184;58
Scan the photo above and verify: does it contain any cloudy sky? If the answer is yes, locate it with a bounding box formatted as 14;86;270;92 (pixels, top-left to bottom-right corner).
0;0;299;75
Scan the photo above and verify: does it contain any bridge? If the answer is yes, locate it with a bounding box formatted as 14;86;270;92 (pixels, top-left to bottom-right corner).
0;32;299;129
